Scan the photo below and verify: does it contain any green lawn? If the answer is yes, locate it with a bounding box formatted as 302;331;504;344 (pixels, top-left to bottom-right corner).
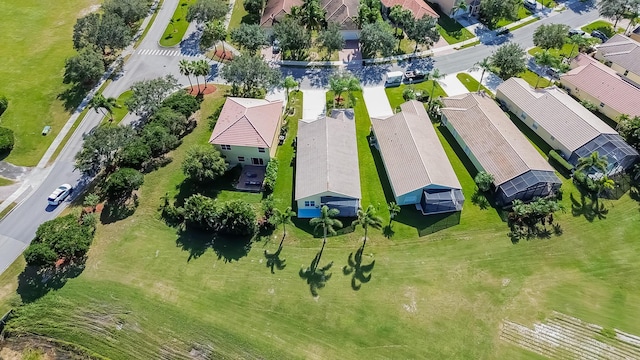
2;84;640;359
581;20;625;39
536;0;557;8
112;90;133;124
456;73;492;95
519;69;552;88
0;177;14;187
431;6;474;44
385;81;447;109
0;0;100;166
508;17;539;31
271;91;302;210
528;43;576;57
159;0;196;47
495;7;533;29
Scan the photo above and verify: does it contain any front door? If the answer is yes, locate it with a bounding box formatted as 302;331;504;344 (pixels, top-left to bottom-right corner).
251;158;264;165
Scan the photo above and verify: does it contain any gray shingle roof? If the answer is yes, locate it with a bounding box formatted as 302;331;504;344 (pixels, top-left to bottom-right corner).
496;78;617;152
441;93;554;186
371;100;461;198
597;34;640;75
295;109;361;200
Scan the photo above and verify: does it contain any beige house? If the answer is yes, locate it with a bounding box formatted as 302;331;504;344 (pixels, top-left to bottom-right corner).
496;78;638;174
371;101;463;215
429;0;480;16
595;34;640;88
208;97;284;167
560;54;640;120
441;93;561;205
295;109;361;218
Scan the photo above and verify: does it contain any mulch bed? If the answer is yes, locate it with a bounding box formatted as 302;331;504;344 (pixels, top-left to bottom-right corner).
213;47;234;61
187;85;217;96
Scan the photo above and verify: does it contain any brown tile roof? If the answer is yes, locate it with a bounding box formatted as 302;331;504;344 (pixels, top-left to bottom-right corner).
208;97;283;148
496;78;617;152
380;0;439;19
597;34;640;75
371;100;461;198
441;93;554;186
321;0;359;30
260;0;303;27
295;109;361;200
562;54;640;117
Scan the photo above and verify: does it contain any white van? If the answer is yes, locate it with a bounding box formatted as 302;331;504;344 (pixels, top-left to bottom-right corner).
385;71;403;87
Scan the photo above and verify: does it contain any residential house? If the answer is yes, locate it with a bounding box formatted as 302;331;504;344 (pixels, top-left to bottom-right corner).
560;53;640;120
321;0;360;39
595;34;640;88
260;0;303;30
496;78;638;174
429;0;480;17
630;25;640;43
371;100;464;215
208;97;284;167
380;0;439;20
295;109;361;218
441;93;562;206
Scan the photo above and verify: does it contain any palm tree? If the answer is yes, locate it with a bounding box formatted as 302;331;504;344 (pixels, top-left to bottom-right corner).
470;57;492;92
88;94;119;121
451;0;468;18
533;50;558;88
283;75;298;104
387;201;400;226
328;72;361;107
195;59;211;90
625;9;640;34
351;205;383;249
577;151;609;174
567;34;589;59
179;59;194;90
309;205;343;267
272;207;295;248
292;0;325;31
429;68;445;105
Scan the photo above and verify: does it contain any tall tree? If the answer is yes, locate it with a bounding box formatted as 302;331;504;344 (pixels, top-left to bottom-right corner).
360;21;396;58
387;202;400;226
533;23;570;50
179;59;195;90
88;94;119;121
617;115;640;150
309;205;343;266
230;23;269;55
221;54;281;97
104;168;144;199
74;125;136;175
187;0;229;23
125;75;179;118
533;49;560;88
95;13;132;55
389;6;414;51
63;47;105;87
598;0;630;28
328;71;361;107
567;33;589;58
577;151;609;173
316;22;345;59
102;0;149;26
182;145;227;183
271;207;295;248
72;13;101;51
405;15;440;52
429;68;445;104
490;42;527;80
282;75;299;103
193;59;211;90
624;2;640;33
244;0;265;16
470;57;492;92
357;0;382;26
479;0;519;28
200;20;227;57
273;17;312;60
351;205;383;249
291;0;326;30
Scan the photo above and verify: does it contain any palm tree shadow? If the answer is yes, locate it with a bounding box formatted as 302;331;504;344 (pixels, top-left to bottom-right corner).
299;251;333;297
342;245;375;291
383;224;395;238
570;192;608;222
264;244;286;274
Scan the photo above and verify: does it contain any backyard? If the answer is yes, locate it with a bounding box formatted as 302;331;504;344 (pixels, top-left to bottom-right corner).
0;0;100;166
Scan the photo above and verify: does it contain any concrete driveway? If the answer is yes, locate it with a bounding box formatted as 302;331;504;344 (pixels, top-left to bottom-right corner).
301;89;326;120
439;73;469;96
468;69;504;93
362;86;393;118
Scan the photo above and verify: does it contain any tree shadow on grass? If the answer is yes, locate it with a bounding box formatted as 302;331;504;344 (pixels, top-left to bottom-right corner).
299;251;333;297
57;84;89;112
175;228;252;263
383;224;395;238
570;192;608;222
342;244;375;291
100;195;139;224
172;165;243;206
16;258;86;304
264;243;286;274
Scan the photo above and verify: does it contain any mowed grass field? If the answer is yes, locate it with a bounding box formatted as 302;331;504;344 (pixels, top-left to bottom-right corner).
1;88;640;359
0;0;100;166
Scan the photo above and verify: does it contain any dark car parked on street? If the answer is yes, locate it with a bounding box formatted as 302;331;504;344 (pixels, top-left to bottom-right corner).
591;30;609;42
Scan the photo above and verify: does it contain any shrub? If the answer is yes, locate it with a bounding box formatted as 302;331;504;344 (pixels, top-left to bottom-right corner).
263;159;278;193
474;171;495;192
182;145;227;184
548;150;574;177
581;99;597;112
403;88;416;101
161;90;201;118
24;214;95;266
215;200;257;236
182;194;218;230
119;139;151;169
104;167;144;199
149;107;190;137
0;127;15;154
0;95;8;116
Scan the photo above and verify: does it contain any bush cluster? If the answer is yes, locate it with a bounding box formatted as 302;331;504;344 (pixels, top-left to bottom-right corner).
548;150;574;177
0;95;8;116
182;195;257;236
0;127;15;154
263;159;278;193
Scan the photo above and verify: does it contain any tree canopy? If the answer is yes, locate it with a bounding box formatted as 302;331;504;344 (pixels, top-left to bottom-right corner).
221;54;281;97
182;145;227;184
316;22;345;59
533;23;570;50
230;23;269;55
75;125;136;175
360;21;396;58
405;16;440;52
125;75;179;118
479;0;518;28
186;0;229;23
102;0;149;26
104;167;144;199
63;47;105;87
357;0;382;26
161;90;201;118
490;42;527;79
273;17;312;60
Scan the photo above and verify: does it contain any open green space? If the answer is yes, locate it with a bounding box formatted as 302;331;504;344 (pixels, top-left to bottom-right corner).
159;0;196;47
1;83;640;359
519;69;552;88
581;20;624;38
0;0;100;166
227;0;260;38
457;73;492;95
431;5;474;44
495;7;533;29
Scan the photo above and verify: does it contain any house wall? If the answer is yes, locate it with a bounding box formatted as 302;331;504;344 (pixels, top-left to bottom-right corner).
269;112;284;159
296;191;358;217
559;78;624;121
214;144;272;167
441;114;485;175
496;91;571;158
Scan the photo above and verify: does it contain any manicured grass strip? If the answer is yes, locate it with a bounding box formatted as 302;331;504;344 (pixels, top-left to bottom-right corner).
508;17;539;31
0;178;14;187
519;69;551;89
432;7;474;44
384;81;447;110
456;73;492;95
112;90;133;124
536;0;557;7
495;7;533;29
581;20;621;38
271;91;302;210
159;0;196;47
0;201;16;221
457;40;480;49
528;43;575;57
135;0;165;47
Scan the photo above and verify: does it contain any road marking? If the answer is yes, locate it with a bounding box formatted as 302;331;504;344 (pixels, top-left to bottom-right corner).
136;49;203;58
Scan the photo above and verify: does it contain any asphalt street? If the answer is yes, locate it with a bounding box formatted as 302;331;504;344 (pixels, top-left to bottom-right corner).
0;0;599;274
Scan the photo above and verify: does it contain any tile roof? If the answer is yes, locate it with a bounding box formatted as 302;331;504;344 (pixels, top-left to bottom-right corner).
441;93;554;186
380;0;439;19
597;34;640;75
295;109;361;200
260;0;303;27
321;0;359;30
496;78;617;152
562;54;640;118
208;97;283;148
371;100;461;198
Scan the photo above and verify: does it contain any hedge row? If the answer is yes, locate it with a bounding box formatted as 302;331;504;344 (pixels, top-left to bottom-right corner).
548;150;574;177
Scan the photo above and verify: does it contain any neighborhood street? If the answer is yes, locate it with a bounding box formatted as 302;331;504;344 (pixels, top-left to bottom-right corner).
0;0;600;274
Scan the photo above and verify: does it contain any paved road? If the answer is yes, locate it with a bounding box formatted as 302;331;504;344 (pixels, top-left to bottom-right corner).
0;0;599;275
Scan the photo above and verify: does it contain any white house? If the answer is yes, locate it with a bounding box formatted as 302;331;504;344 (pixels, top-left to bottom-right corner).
295;109;361;218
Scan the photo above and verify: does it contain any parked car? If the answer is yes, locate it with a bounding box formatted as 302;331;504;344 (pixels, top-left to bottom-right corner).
497;28;510;36
523;0;537;10
404;69;427;83
591;30;609;42
568;29;585;37
47;183;73;206
272;39;280;54
546;67;560;79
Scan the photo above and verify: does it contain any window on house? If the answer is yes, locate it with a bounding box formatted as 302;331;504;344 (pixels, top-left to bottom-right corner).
238;156;245;162
304;201;315;207
521;112;527;120
258;147;266;153
599;102;605;108
550;136;555;141
624;70;630;76
532;122;538;130
221;145;231;150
